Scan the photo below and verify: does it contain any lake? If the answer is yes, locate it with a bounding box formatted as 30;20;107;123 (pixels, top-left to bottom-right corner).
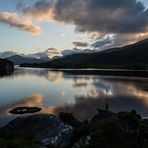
0;67;148;127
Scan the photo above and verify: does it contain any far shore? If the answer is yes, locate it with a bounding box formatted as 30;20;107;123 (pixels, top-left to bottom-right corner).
17;65;148;77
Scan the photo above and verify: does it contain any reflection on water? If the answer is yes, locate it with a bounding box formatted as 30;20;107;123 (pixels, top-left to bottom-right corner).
0;67;148;127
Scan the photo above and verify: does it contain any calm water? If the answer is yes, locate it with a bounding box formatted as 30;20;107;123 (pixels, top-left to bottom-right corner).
0;67;148;127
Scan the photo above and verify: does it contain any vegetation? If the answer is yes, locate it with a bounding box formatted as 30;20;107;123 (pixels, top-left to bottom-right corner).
0;58;14;76
83;110;148;148
0;128;39;148
59;110;148;148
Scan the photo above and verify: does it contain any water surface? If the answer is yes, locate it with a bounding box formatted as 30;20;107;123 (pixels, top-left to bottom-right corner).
0;67;148;127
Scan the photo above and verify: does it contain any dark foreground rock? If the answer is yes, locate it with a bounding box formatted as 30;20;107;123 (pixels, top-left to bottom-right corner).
0;58;14;76
0;109;148;148
9;107;42;114
5;114;73;147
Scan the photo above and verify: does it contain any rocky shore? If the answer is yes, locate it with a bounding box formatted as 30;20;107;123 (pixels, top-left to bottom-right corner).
6;114;73;147
0;109;148;148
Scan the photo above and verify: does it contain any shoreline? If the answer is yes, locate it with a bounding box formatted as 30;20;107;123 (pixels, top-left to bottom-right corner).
18;66;148;77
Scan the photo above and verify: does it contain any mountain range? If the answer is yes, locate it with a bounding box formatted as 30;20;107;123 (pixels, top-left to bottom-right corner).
0;48;92;65
20;38;148;69
5;55;48;65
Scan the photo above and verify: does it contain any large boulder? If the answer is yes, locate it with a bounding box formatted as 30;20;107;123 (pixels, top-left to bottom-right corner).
6;114;73;147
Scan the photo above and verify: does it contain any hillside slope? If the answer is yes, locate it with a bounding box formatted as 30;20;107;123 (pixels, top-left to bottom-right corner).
21;38;148;69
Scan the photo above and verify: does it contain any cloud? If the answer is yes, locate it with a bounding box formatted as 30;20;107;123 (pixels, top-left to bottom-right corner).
56;0;148;34
45;48;62;58
22;0;148;34
73;41;89;47
91;35;113;48
0;12;41;35
22;0;56;21
0;50;21;58
20;0;148;49
0;47;63;59
112;33;148;47
1;0;148;47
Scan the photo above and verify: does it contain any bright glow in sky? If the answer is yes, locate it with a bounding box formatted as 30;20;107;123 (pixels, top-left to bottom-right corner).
0;0;148;54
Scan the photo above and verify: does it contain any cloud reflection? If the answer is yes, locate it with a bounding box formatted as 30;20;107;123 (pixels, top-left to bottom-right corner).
1;69;148;126
53;77;148;120
10;68;63;83
0;93;43;116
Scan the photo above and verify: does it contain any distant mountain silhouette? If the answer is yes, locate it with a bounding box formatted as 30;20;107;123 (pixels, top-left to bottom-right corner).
21;38;148;69
6;55;47;65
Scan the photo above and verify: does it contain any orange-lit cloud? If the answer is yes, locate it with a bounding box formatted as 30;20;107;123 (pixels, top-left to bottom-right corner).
0;12;41;35
45;48;62;58
22;0;56;22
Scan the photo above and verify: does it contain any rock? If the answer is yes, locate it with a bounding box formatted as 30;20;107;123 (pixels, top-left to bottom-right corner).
9;107;42;114
59;112;80;127
6;114;73;147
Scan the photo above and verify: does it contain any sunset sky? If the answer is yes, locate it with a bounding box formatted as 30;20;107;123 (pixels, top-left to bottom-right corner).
0;0;148;55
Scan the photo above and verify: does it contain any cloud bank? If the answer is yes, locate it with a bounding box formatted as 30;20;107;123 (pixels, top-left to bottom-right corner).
1;0;148;48
22;0;148;34
21;0;148;48
54;0;148;34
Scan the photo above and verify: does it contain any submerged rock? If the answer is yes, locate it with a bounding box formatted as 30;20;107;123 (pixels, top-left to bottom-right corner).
9;107;42;114
6;114;73;147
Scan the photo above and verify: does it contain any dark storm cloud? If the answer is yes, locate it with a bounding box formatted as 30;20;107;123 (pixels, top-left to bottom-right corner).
73;41;89;47
54;0;148;34
22;0;55;20
22;0;148;34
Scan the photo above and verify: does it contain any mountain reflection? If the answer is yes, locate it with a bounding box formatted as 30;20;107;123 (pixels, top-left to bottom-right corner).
10;67;63;83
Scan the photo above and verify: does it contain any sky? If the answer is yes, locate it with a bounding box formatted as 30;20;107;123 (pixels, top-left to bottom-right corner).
0;0;148;55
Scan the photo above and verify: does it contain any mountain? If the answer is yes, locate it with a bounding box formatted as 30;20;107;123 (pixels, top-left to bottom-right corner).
25;52;50;61
6;55;47;65
20;38;148;69
0;51;22;58
0;49;54;61
0;48;93;61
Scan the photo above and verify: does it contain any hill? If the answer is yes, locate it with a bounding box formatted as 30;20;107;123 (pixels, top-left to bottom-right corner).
6;55;47;65
20;38;148;69
0;58;14;75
